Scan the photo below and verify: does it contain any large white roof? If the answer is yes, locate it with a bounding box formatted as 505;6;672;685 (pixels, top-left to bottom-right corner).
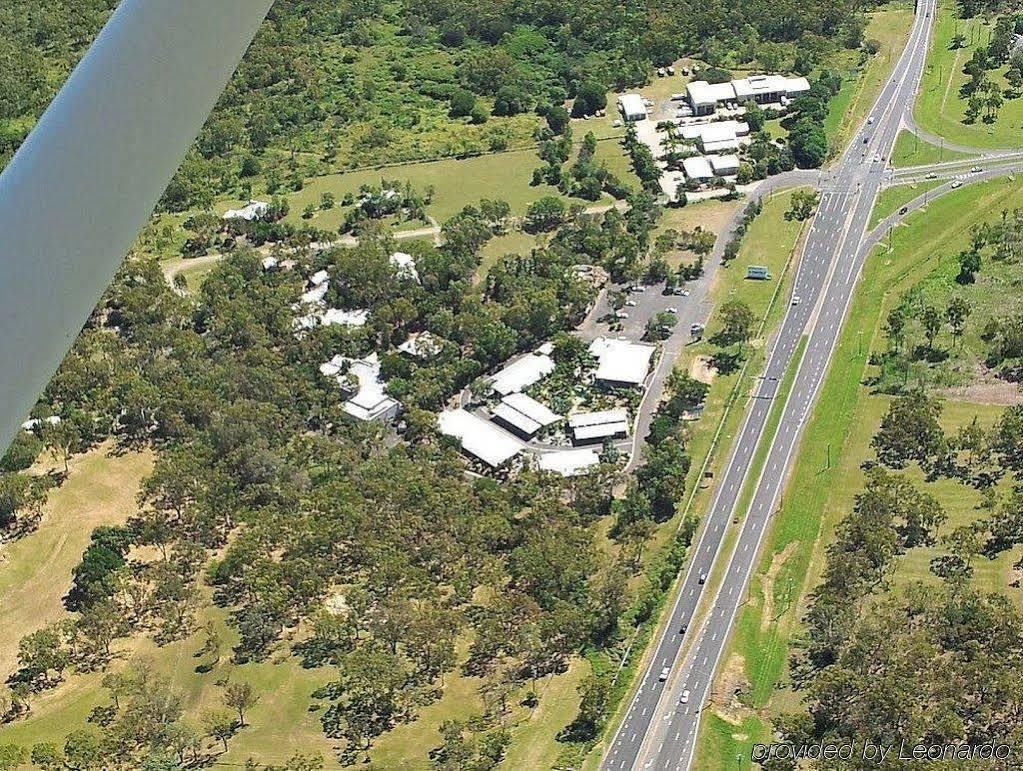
568;408;630;428
710;154;740;174
538;449;600;476
321;353;400;422
618;93;647;120
438;409;522;467
702;139;740;154
493;392;560;435
683;156;714;179
588;337;656;385
732;74;788;99
686;81;736;106
574;421;630;442
679;120;748;142
490;351;556;395
501;392;561;426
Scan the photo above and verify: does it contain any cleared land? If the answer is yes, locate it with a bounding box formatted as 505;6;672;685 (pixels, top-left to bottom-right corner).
914;5;1023;149
0;446;153;677
222;141;639;234
694;177;1023;765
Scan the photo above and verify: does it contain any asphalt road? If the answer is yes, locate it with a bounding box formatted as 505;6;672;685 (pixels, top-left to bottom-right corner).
601;1;940;768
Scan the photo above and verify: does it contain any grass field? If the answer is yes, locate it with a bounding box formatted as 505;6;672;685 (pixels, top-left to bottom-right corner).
0;446;154;678
868;179;943;229
693;176;1023;765
890;129;975;168
221;140;640;235
824;3;916;155
914;5;1023;150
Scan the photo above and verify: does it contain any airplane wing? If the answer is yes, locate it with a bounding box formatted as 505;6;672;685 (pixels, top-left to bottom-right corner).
0;0;274;453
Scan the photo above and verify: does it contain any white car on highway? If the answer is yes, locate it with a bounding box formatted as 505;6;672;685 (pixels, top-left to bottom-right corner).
680;689;691;704
659;666;670;682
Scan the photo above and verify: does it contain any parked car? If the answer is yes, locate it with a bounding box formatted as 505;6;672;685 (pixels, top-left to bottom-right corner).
666;307;678;314
625;299;637;307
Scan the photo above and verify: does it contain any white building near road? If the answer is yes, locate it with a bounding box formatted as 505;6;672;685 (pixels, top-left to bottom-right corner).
320;353;401;423
568;408;630;444
438;408;522;468
589;337;656;386
618;94;648;122
686;75;810;115
682;156;714;181
710;154;740;176
538;448;601;476
492;392;561;438
489;349;556;396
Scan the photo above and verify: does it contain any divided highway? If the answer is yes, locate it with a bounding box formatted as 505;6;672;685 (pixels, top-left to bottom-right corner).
601;0;939;768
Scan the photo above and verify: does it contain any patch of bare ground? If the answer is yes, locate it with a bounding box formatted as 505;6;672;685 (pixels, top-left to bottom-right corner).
937;377;1023;406
690;356;716;384
710;652;752;726
760;541;799;632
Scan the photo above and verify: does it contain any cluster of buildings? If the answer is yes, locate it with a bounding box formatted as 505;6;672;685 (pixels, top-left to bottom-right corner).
685;74;810;117
437;336;656;475
616;70;810;197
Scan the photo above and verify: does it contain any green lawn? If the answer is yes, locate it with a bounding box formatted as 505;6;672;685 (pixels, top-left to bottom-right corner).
868;179;943;229
221;141;640;235
824;3;916;155
890;129;975;168
914;4;1023;149
694;176;1023;763
476;230;542;281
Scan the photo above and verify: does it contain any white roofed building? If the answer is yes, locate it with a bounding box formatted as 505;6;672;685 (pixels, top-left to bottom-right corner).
489;350;556;396
321;308;369;328
492;392;561;438
320;353;401;423
438;409;522;468
618;93;648;122
538;449;601;476
710;154;740;176
685;81;736;115
389;252;420;283
223;200;269;221
588;337;656;386
568;408;630;444
682;156;714;181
